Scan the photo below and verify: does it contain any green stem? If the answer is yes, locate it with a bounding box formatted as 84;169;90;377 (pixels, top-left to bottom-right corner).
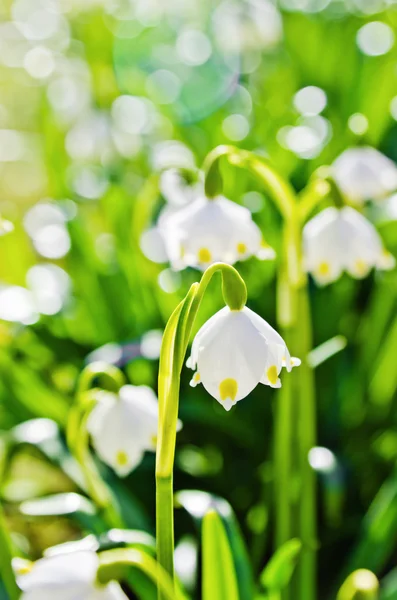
74;401;124;529
97;548;185;600
155;263;247;598
202;146;318;600
67;364;126;529
295;286;317;600
0;504;20;600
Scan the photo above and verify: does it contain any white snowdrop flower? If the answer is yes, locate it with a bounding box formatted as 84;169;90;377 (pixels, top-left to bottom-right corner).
187;306;300;411
15;550;128;600
160;195;275;271
303;206;395;286
87;385;168;477
332;147;397;204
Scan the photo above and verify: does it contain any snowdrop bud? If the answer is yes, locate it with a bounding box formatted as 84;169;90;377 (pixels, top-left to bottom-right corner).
187;306;300;411
160;195;275;270
332;147;397;204
87;385;170;477
303;206;395;286
15;550;128;600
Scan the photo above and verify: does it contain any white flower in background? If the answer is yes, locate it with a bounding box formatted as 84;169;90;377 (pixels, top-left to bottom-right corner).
87;384;179;477
303;206;395;286
160;195;275;270
213;0;283;54
159;168;201;208
0;215;14;236
187;306;300;411
15;550;128;600
332;147;397;204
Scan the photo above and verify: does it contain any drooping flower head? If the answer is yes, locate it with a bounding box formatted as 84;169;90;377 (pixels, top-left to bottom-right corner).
332;147;397;204
15;550;128;600
303;206;395;286
87;385;163;477
187;306;300;411
160;195;274;271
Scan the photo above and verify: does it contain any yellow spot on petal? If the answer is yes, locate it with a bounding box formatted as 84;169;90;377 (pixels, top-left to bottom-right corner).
267;365;278;385
355;259;368;276
317;262;330;276
194;372;201;382
180;244;185;259
116;450;129;467
219;378;238;402
237;242;247;254
198;247;212;263
151;435;157;448
16;563;33;576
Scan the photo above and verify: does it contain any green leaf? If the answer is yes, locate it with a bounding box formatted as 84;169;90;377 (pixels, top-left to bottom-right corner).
176;490;253;600
260;538;302;592
202;510;239;600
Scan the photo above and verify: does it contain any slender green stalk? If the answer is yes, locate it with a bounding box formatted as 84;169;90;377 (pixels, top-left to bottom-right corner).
202;146;321;600
155;263;247;598
0;504;20;600
67;363;126;529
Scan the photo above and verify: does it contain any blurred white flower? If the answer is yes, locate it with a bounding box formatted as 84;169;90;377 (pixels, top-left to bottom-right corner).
88;385;178;477
332;147;397;204
303;206;395;286
0;215;14;235
213;0;283;54
187;306;300;411
160;195;275;270
159;168;201;207
15;550;128;600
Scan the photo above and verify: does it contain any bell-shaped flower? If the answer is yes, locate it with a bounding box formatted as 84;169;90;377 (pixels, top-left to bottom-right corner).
332;147;397;204
303;206;395;286
160;195;275;270
187;306;300;411
87;384;165;477
15;550;128;600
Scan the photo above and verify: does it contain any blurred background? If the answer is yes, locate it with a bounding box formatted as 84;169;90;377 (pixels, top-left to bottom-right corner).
1;0;397;597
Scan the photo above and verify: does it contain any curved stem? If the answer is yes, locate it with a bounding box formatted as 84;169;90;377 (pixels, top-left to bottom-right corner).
67;363;126;529
202;147;317;600
97;548;185;600
74;400;124;528
155;263;247;598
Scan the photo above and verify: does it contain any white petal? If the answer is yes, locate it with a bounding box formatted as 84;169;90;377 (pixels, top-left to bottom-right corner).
159;195;263;269
196;309;269;407
18;552;97;598
333;146;397;203
339;207;383;277
376;250;396;271
303;208;344;284
188;306;230;370
87;386;160;476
